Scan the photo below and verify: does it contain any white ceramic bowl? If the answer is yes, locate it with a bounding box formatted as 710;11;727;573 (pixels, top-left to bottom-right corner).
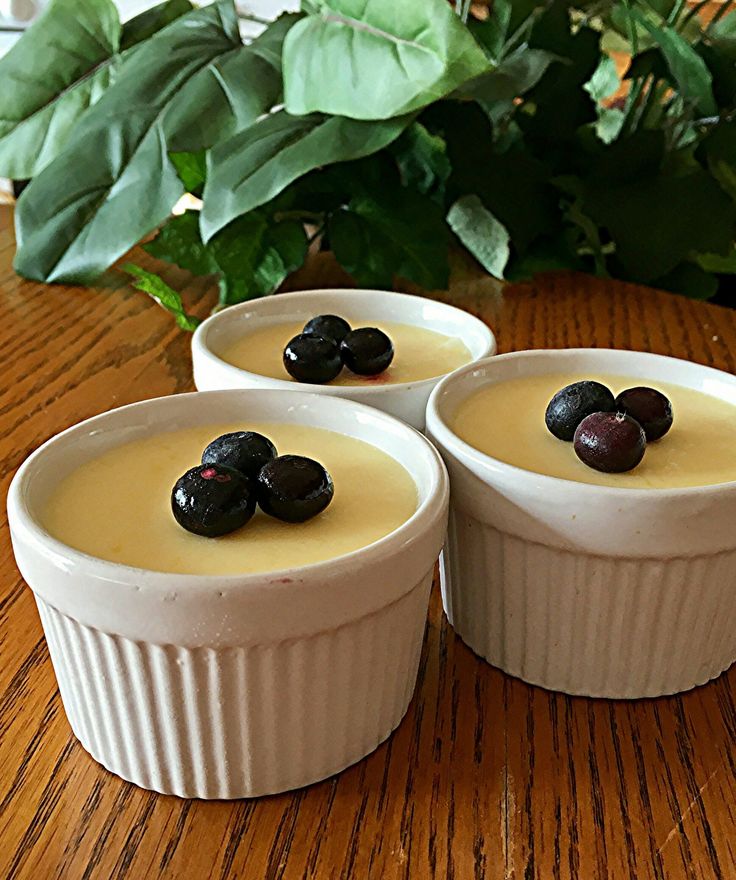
426;348;736;699
191;289;496;430
8;390;449;798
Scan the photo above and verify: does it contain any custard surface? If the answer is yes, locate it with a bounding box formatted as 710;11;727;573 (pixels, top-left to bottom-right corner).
221;320;473;385
42;423;418;574
452;373;736;488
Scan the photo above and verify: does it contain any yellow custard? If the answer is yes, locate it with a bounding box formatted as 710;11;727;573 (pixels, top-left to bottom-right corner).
453;373;736;489
221;321;473;385
42;423;418;575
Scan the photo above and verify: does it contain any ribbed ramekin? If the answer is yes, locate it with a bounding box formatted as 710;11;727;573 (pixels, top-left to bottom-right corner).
191;288;496;430
8;390;449;797
426;349;736;698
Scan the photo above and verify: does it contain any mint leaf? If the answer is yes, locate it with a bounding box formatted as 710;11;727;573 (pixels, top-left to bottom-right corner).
144;210;218;276
389;122;450;197
123;263;200;330
447;195;510;279
330;188;449;290
170;151;207;195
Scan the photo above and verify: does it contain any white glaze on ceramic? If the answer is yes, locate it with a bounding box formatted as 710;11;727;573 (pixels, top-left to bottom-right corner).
8;390;449;797
426;349;736;698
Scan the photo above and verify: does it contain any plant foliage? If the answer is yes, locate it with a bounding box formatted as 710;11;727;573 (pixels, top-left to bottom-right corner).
2;0;736;318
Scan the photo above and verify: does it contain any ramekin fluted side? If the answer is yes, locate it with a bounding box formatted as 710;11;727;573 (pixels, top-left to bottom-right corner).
442;509;736;698
35;570;432;799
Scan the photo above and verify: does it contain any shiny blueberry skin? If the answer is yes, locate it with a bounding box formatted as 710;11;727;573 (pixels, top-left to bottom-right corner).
256;455;334;523
303;314;352;345
171;464;256;537
573;412;646;473
545;380;616;441
614;386;673;441
340;327;394;376
283;333;343;384
202;431;277;479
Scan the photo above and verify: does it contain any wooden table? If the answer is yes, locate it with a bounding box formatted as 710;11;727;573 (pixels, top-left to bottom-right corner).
2;204;736;880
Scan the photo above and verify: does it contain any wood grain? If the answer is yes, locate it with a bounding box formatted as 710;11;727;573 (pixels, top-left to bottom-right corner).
1;205;736;880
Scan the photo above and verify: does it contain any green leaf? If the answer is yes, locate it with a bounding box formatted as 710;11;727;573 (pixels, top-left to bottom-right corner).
120;0;192;50
212;216;309;305
144;210;219;276
169;151;207;195
144;209;308;305
468;0;511;62
584;54;620;102
201;110;412;241
628;8;716;115
447;195;510;279
652;262;719;300
329;188;449;289
457;46;558;120
123;263;200;330
389;122;450;196
282;0;489;119
0;0;121;179
584;170;736;282
694;248;736;274
14;1;287;284
697;121;736;200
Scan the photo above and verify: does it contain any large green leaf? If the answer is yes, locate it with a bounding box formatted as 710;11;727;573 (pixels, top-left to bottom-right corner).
14;2;290;283
0;0;194;180
447;195;510;279
329;188;450;289
629;8;716;115
120;0;193;50
201;110;412;240
282;0;488;120
0;0;120;179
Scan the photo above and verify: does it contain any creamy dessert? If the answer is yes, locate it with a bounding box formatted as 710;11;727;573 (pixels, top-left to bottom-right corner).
221;320;473;385
42;422;418;575
453;373;736;488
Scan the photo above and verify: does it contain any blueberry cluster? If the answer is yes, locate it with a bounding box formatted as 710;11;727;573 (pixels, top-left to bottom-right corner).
171;431;334;537
283;314;394;384
545;382;673;473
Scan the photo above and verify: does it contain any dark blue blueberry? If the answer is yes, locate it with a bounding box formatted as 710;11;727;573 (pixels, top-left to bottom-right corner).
303;314;352;344
283;333;342;384
171;464;255;537
545;380;615;441
202;431;277;479
340;327;394;376
256;455;334;523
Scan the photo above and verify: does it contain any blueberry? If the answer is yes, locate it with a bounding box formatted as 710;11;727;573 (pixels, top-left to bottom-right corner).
202;431;277;479
614;387;673;441
573;412;646;473
172;464;256;537
256;455;334;523
545;381;615;441
303;314;352;345
340;328;394;376
283;333;342;384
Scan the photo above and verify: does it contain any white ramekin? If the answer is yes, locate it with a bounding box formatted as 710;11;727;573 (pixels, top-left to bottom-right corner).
8;390;449;798
191;289;496;430
426;348;736;699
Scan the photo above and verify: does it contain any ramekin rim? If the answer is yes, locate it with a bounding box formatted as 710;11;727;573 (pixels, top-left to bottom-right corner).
8;389;450;589
191;288;496;395
426;347;736;499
